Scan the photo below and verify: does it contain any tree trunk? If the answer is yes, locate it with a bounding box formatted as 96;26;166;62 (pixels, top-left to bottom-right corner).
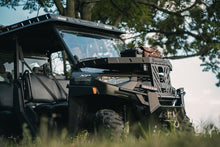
53;0;64;15
80;2;95;20
113;14;123;26
65;0;75;17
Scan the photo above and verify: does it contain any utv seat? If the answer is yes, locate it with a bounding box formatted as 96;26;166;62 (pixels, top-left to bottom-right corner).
0;84;17;136
23;65;69;115
0;63;13;110
29;73;68;103
0;66;16;136
0;82;13;110
23;66;68;103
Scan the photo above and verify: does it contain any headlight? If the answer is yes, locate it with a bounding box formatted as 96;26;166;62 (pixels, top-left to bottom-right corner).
98;76;130;85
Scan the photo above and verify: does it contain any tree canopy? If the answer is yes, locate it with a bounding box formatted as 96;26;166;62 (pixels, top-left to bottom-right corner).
1;0;220;86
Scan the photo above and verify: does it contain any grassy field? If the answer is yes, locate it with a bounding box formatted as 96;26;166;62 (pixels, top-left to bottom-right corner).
1;122;220;147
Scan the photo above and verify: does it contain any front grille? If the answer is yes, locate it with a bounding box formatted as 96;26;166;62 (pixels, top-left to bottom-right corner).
151;64;172;94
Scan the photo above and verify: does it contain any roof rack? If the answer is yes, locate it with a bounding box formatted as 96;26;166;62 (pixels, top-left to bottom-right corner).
0;14;51;34
0;14;123;35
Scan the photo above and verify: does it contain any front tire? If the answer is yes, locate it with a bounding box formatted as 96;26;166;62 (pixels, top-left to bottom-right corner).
160;108;194;132
95;109;124;133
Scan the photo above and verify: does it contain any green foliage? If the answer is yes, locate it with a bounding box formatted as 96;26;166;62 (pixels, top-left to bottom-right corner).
0;0;20;9
0;0;55;12
22;0;54;13
92;0;152;28
144;0;220;86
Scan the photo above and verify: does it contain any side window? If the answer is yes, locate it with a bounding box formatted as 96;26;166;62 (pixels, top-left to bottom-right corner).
22;57;48;73
51;51;71;76
4;62;14;75
0;52;14;83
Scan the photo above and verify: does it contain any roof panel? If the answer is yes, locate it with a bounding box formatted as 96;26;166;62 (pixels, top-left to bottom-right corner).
0;14;124;36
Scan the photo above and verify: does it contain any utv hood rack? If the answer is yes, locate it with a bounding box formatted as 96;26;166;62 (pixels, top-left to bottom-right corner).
78;57;172;71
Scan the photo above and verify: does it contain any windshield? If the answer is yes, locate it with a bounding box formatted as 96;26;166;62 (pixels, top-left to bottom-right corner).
61;31;124;59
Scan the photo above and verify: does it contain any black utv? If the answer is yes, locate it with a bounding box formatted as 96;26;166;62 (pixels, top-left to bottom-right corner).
0;14;191;136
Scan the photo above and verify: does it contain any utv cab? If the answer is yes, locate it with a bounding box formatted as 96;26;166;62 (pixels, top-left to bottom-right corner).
0;14;190;136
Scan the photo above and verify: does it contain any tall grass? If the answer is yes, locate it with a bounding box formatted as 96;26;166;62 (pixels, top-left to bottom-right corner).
1;121;220;147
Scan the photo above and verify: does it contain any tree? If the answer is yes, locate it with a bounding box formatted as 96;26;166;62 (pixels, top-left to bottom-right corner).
1;0;219;86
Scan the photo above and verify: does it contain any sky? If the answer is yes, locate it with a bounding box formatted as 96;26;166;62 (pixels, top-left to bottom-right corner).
171;57;220;129
0;6;220;129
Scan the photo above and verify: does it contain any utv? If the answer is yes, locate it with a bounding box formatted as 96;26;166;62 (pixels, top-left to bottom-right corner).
0;14;191;136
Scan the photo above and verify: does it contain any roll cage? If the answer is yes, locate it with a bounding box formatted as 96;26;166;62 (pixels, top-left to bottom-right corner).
0;14;125;136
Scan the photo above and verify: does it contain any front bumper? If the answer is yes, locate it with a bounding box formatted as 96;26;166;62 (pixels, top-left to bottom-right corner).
68;79;185;113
